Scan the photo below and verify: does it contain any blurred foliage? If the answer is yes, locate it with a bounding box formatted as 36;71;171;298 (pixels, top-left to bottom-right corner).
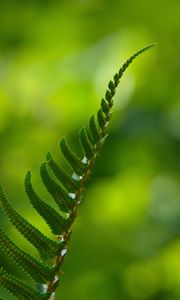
0;0;180;299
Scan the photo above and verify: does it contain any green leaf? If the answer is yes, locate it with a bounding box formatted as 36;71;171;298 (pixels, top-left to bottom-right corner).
105;89;113;104
108;80;115;95
0;228;56;282
25;171;71;235
47;152;80;191
97;108;107;130
40;162;74;213
113;73;119;87
79;127;95;160
0;268;48;300
60;137;86;175
89;115;101;145
101;98;110;116
0;186;58;260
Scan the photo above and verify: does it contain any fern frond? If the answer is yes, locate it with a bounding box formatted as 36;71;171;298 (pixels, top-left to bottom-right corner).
0;186;59;259
0;228;56;282
25;171;70;235
0;268;50;300
0;44;155;300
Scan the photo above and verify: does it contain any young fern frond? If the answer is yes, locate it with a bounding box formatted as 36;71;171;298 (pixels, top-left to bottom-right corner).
0;44;155;300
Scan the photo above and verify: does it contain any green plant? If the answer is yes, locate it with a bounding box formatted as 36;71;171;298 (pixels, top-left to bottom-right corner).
0;44;155;300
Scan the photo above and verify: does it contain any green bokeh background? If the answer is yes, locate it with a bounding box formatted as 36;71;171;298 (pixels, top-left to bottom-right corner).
0;1;180;299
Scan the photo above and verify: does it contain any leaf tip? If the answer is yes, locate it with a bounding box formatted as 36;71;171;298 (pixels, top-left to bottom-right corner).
46;152;52;161
25;171;31;180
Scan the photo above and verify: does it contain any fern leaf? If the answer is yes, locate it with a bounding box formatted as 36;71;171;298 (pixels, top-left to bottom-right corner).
79;127;95;160
60;137;87;175
97;108;107;130
40;162;74;213
101;98;110;116
0;228;56;282
105;89;113;104
113;73;119;87
108;80;115;95
0;268;49;300
25;171;70;235
0;186;59;259
47;152;80;191
89;115;101;144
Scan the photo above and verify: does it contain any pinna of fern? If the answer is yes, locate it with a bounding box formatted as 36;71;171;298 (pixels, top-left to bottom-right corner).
0;44;155;300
